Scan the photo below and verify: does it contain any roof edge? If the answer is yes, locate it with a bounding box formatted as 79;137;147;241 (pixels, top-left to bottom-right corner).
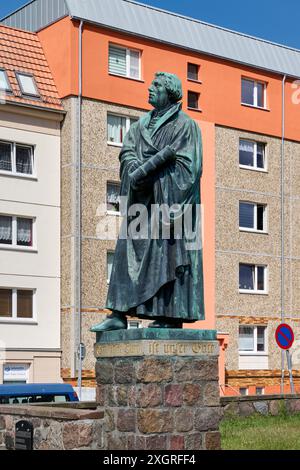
70;0;300;55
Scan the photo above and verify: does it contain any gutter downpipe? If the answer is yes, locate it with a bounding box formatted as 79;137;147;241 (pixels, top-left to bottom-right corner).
76;20;83;400
280;74;286;395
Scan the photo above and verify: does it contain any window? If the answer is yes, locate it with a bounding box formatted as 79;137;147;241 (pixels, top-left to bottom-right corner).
107;251;115;284
239;326;266;353
0;215;34;248
0;70;11;92
241;78;266;108
239;140;266;170
239;202;266;232
128;321;141;329
16;72;39;97
107;182;121;214
109;44;141;80
0;289;34;320
256;387;265;395
239;264;267;292
107;114;138;145
188;91;200;110
187;63;200;81
0;141;34;176
239;387;248;396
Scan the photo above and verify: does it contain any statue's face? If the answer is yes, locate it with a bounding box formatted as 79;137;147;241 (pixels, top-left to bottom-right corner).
148;76;170;110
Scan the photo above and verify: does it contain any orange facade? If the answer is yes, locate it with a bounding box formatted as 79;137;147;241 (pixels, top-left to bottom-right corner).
38;17;300;142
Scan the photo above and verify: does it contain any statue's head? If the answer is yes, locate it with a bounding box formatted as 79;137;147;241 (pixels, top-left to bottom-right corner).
148;72;182;110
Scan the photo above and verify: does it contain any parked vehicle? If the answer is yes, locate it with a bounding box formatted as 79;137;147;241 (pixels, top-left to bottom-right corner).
0;383;79;404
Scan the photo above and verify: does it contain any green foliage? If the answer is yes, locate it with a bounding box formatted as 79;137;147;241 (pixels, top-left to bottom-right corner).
220;413;300;450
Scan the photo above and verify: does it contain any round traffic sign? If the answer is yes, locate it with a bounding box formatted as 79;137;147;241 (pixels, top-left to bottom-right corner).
275;323;294;350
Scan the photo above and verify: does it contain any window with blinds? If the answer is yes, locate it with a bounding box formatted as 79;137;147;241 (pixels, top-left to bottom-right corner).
109;44;141;80
0;288;34;320
239;202;266;232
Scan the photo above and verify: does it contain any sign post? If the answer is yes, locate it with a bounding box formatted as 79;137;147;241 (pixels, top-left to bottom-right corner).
275;323;295;394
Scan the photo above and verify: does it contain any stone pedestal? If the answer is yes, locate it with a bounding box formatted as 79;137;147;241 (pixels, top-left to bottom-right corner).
94;329;222;450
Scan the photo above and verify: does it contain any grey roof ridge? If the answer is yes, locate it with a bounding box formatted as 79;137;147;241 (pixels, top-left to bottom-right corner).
67;0;300;55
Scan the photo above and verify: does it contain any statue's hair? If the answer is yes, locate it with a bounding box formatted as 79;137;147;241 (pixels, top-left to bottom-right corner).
155;72;183;103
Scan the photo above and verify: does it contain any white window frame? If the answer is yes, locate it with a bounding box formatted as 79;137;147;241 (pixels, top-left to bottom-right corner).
239;201;267;233
106;181;121;216
0;288;37;323
0;214;36;252
241;78;267;109
239;139;267;172
107;113;137;147
0;140;36;178
128;321;141;329
239;264;268;294
239;387;249;396
15;72;40;98
239;325;268;356
107;251;115;284
0;69;12;92
256;387;265;395
109;44;141;80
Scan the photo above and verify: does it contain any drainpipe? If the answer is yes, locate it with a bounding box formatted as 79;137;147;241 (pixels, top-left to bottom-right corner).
280;74;286;394
75;20;83;399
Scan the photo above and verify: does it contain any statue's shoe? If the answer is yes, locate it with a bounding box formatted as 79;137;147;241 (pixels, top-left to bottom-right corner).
90;316;127;332
148;319;183;329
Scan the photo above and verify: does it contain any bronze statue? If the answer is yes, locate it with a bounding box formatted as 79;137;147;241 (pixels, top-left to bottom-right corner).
91;72;204;331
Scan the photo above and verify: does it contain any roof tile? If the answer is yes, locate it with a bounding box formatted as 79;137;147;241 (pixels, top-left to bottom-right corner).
0;24;63;112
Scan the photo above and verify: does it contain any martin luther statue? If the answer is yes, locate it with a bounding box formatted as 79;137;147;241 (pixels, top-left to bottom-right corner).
91;72;204;331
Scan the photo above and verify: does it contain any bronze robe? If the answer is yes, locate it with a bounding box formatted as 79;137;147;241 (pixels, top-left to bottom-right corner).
106;102;204;322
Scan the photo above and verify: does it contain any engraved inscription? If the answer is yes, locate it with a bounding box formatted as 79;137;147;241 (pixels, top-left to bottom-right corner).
95;340;217;358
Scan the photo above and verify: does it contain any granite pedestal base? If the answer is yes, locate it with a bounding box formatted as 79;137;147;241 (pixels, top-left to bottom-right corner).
94;329;222;451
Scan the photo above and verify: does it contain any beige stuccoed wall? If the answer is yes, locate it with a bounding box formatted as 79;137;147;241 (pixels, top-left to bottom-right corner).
0;109;62;383
215;125;300;373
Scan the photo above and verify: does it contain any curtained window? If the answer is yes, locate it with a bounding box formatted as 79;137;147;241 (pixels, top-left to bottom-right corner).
16;145;33;174
0;141;34;175
0;142;12;172
17;218;33;247
239;325;266;352
107;114;138;144
239;139;266;169
0;216;12;245
0;215;33;248
107;182;121;212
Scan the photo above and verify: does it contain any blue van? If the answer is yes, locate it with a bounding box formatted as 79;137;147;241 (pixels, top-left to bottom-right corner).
0;383;79;404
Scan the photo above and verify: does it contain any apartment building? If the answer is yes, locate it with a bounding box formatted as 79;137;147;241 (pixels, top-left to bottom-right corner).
0;24;64;383
3;0;300;394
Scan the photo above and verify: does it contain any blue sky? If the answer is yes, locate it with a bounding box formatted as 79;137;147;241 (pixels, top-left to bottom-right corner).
1;0;299;49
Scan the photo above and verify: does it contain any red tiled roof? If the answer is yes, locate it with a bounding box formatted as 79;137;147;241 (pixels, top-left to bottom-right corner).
0;25;63;112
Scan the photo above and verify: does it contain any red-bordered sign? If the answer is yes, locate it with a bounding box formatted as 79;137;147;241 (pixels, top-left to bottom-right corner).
275;323;294;350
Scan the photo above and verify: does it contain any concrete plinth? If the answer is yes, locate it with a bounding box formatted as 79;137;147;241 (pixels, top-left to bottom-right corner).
94;329;222;450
